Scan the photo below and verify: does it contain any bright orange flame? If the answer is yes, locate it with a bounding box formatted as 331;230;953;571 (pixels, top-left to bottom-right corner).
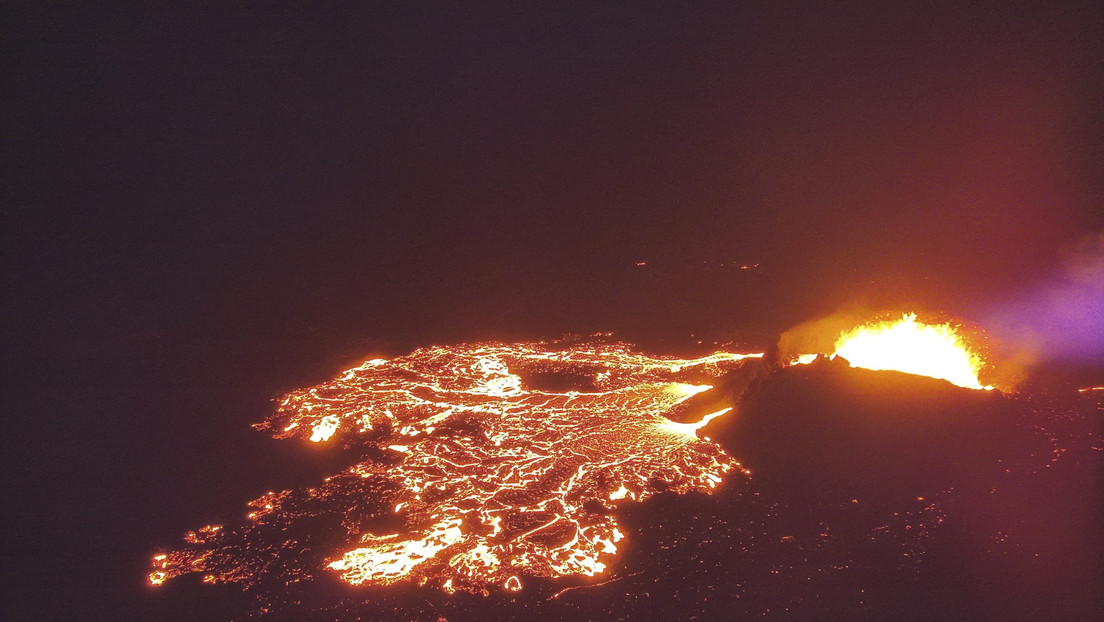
833;314;990;390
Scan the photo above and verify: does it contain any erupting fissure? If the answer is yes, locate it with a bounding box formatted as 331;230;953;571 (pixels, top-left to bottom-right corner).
149;316;996;601
832;314;991;390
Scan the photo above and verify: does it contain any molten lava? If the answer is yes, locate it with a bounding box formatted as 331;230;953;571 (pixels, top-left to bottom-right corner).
147;318;997;607
149;342;760;596
832;314;990;390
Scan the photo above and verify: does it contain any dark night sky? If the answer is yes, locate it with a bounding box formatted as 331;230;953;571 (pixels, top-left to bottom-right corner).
2;2;1103;621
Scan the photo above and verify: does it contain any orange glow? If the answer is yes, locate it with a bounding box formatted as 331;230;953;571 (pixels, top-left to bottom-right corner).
150;342;760;595
833;314;990;390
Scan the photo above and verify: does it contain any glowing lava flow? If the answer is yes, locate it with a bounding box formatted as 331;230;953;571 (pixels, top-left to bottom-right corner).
833;314;990;390
150;342;760;596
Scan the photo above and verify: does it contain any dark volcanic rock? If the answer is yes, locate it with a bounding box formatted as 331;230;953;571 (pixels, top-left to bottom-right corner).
701;357;1103;621
708;356;1023;500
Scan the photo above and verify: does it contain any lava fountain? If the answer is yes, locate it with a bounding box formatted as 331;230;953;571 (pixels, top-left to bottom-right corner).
832;314;991;390
148;317;997;613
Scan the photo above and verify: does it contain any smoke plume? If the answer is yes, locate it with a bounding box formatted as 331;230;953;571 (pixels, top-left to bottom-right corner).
985;230;1104;367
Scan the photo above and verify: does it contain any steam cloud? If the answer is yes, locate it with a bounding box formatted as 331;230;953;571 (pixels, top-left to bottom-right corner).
986;230;1104;365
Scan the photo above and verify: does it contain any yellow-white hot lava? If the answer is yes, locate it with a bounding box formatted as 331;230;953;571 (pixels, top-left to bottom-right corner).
833;314;990;390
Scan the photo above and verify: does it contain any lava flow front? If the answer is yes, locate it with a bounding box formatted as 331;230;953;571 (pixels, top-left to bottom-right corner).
149;342;759;596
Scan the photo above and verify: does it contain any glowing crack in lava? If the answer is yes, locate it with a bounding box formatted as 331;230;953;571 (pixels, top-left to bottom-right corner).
832;314;991;390
149;342;760;596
